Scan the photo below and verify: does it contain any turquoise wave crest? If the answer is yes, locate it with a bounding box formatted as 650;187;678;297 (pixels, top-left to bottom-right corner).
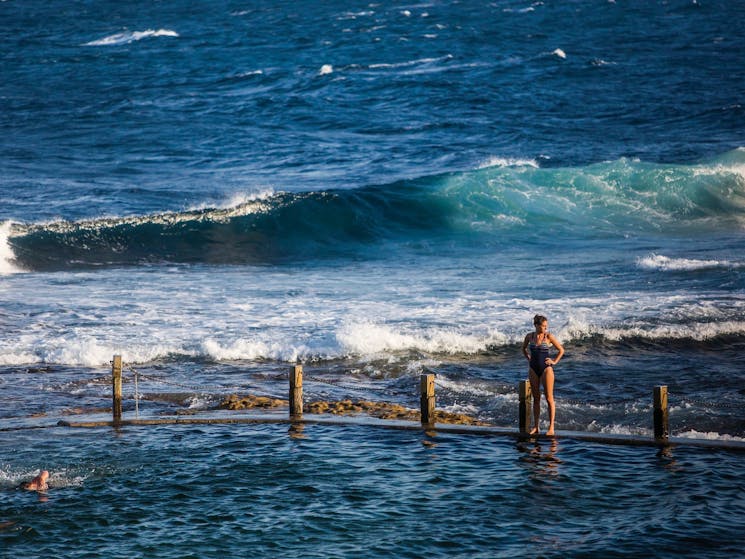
5;149;745;270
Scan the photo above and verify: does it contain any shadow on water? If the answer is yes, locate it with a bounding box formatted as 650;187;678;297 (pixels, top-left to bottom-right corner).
516;437;562;479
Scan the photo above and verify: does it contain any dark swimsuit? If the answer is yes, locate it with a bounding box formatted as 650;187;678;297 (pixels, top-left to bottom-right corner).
529;333;552;377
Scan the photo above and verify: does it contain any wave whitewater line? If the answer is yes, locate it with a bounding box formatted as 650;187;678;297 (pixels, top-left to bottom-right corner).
3;150;745;271
4;314;745;369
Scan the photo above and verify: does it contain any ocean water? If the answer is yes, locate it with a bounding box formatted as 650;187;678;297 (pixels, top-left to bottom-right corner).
2;0;745;556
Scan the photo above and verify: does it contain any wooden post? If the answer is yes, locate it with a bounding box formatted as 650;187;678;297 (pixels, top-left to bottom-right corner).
519;380;532;435
653;385;669;441
112;355;122;424
289;364;303;418
420;374;436;425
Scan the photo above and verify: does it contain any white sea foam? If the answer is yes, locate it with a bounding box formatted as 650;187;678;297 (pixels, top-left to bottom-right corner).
492;214;527;226
186;189;276;212
692;162;745;181
0;351;38;366
201;338;311;363
552;48;567;59
336;321;491;356
0;221;23;275
503;6;537;13
25;195;273;236
563;400;613;412
587;422;651;437
0;466;89;490
368;54;453;71
39;340;180;368
0;328;193;366
570;320;745;342
433;377;496;398
477;156;539;169
0;468;40;489
319;64;334;76
234;70;264;78
676;430;745;442
48;469;88;488
186;395;215;409
1;315;742;368
338;10;375;20
3;324;496;366
0;312;502;367
84;29;179;47
441;402;480;416
637;253;737;271
2;267;743;368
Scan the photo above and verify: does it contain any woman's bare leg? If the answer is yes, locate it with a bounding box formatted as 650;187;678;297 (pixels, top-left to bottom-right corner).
542;367;555;436
528;369;541;434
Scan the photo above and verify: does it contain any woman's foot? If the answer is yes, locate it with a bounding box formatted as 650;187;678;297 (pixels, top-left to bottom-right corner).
529;427;540;435
546;426;555;436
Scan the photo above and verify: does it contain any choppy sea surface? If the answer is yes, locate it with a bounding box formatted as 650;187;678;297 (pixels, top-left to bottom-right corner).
2;0;745;556
2;424;744;559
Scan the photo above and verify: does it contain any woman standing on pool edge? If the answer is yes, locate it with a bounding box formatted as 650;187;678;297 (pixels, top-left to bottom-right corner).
522;314;565;436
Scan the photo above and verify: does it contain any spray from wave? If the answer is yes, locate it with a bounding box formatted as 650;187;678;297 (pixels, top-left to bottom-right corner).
0;222;23;275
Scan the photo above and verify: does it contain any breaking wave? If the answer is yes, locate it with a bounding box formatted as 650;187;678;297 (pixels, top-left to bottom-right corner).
5;149;745;271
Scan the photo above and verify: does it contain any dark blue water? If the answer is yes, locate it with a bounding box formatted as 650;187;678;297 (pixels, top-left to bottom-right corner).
2;424;745;559
2;1;745;555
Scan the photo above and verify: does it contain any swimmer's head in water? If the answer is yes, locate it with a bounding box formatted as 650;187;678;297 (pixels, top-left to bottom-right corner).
21;470;50;491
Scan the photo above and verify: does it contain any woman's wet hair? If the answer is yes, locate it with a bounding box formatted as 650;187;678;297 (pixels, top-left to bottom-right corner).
533;314;548;326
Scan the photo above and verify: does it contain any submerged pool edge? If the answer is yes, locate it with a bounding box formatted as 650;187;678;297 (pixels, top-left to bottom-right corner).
29;411;745;453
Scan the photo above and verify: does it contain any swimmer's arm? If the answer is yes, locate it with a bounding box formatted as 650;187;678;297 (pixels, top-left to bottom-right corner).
548;333;564;364
522;334;531;359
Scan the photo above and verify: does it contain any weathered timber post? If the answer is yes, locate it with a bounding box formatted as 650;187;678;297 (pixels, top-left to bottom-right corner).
519;380;532;435
289;364;303;418
653;385;669;442
420;374;436;425
112;355;123;424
